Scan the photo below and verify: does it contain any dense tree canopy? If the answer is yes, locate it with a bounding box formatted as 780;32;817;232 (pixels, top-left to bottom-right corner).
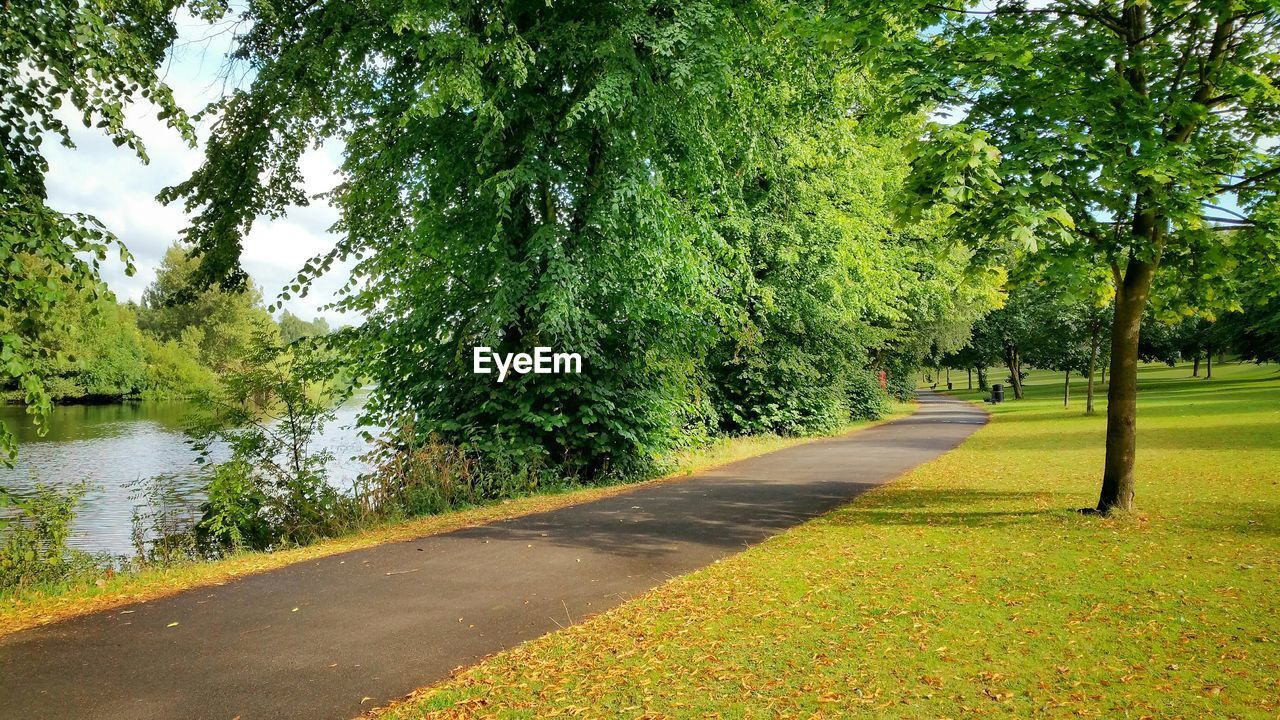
138;245;279;373
159;0;997;481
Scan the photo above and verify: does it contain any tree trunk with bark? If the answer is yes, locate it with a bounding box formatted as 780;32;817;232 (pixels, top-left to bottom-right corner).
1063;370;1070;408
1206;348;1212;379
977;367;988;391
1097;255;1158;513
1192;354;1200;377
1004;346;1023;399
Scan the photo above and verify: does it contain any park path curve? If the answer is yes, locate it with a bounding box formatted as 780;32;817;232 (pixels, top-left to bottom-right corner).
0;392;985;720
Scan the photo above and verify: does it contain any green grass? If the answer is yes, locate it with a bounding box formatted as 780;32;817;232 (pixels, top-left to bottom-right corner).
0;408;910;637
375;361;1280;719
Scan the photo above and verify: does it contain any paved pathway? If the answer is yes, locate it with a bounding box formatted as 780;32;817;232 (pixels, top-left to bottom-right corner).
0;392;985;719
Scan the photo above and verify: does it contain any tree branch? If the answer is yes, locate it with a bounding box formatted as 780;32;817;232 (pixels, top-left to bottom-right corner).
1219;164;1280;192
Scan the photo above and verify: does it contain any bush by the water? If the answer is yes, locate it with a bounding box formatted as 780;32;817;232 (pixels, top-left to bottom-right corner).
188;335;355;553
0;483;101;592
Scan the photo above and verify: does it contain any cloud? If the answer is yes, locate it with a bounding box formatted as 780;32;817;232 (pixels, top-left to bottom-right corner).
41;11;355;326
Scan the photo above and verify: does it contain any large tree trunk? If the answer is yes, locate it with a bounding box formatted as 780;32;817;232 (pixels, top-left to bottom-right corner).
1004;347;1024;399
1192;354;1200;377
1097;256;1158;513
977;367;988;391
968;367;972;390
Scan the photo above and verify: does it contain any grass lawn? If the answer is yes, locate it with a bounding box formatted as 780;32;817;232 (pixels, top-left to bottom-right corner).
0;407;910;638
375;361;1280;719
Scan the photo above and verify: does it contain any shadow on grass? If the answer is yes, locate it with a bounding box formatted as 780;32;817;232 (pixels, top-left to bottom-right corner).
978;394;1277;425
973;421;1277;451
825;488;1070;528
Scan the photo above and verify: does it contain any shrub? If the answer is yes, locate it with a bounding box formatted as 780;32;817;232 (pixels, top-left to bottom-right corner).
847;369;891;420
357;426;479;519
0;482;100;591
188;333;355;553
128;474;204;564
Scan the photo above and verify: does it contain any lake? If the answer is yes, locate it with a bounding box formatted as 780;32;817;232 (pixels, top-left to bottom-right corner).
0;398;373;558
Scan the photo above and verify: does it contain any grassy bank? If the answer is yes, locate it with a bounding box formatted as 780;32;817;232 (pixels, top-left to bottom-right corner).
375;361;1279;719
0;406;911;638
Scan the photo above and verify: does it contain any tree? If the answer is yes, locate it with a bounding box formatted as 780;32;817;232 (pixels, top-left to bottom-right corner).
1080;300;1113;415
164;1;818;480
707;66;994;434
1020;290;1095;409
0;256;151;402
0;1;224;463
1218;299;1280;363
137;245;279;373
277;311;330;346
188;333;347;551
900;0;1280;512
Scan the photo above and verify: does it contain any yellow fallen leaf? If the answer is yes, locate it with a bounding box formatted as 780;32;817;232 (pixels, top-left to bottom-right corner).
167;622;179;628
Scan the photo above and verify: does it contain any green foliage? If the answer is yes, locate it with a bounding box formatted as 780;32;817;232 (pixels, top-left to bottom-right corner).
0;243;328;412
845;369;891;420
953;277;1113;395
359;426;480;519
196;460;274;552
140;334;219;399
277;310;330;346
138;245;280;373
706;74;916;435
1219;299;1280;363
0;0;228;463
126;473;202;565
166;1;796;481
899;0;1280;279
163;2;1003;481
189;334;351;552
0;256;150;402
893;0;1280;499
0;482;100;592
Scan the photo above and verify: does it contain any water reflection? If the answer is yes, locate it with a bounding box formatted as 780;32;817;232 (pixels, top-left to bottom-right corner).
0;398;373;557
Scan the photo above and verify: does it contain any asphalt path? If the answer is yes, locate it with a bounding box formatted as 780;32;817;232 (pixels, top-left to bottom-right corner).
0;391;986;719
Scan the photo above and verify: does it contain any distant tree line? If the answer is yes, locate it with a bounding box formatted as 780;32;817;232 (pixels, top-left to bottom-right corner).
941;266;1279;413
0;245;331;405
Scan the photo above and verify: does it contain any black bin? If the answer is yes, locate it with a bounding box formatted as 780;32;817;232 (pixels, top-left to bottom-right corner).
991;384;1004;403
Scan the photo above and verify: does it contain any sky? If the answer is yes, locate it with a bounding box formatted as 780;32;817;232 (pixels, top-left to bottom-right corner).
43;12;353;326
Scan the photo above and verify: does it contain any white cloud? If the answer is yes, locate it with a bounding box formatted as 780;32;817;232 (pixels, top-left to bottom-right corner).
41;11;355;326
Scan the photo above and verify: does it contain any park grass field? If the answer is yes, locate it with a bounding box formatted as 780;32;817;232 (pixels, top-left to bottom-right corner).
0;408;911;638
375;361;1280;719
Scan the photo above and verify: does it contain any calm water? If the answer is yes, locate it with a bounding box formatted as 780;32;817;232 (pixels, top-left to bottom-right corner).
0;398;373;557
